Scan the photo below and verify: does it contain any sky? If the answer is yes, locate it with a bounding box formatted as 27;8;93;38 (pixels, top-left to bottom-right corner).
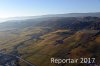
0;0;100;18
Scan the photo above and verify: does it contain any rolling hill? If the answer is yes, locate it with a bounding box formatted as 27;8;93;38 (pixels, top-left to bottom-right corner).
0;13;100;66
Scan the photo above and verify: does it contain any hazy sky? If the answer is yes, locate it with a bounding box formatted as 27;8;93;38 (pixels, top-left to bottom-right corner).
0;0;100;18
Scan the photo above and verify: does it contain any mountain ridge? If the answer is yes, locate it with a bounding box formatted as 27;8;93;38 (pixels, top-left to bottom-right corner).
0;12;100;23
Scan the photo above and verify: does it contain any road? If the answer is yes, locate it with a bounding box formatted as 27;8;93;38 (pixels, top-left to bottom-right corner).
0;52;36;66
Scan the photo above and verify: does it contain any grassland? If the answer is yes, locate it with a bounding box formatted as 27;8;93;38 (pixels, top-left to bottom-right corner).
0;28;99;66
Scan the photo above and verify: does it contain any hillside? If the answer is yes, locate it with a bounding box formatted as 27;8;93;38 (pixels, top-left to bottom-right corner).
14;30;99;66
0;14;100;66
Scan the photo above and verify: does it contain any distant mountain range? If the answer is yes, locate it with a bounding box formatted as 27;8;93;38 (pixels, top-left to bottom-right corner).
0;12;100;31
0;12;100;22
37;12;100;18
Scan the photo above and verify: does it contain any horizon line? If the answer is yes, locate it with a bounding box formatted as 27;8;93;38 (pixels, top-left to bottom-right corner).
0;11;100;19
